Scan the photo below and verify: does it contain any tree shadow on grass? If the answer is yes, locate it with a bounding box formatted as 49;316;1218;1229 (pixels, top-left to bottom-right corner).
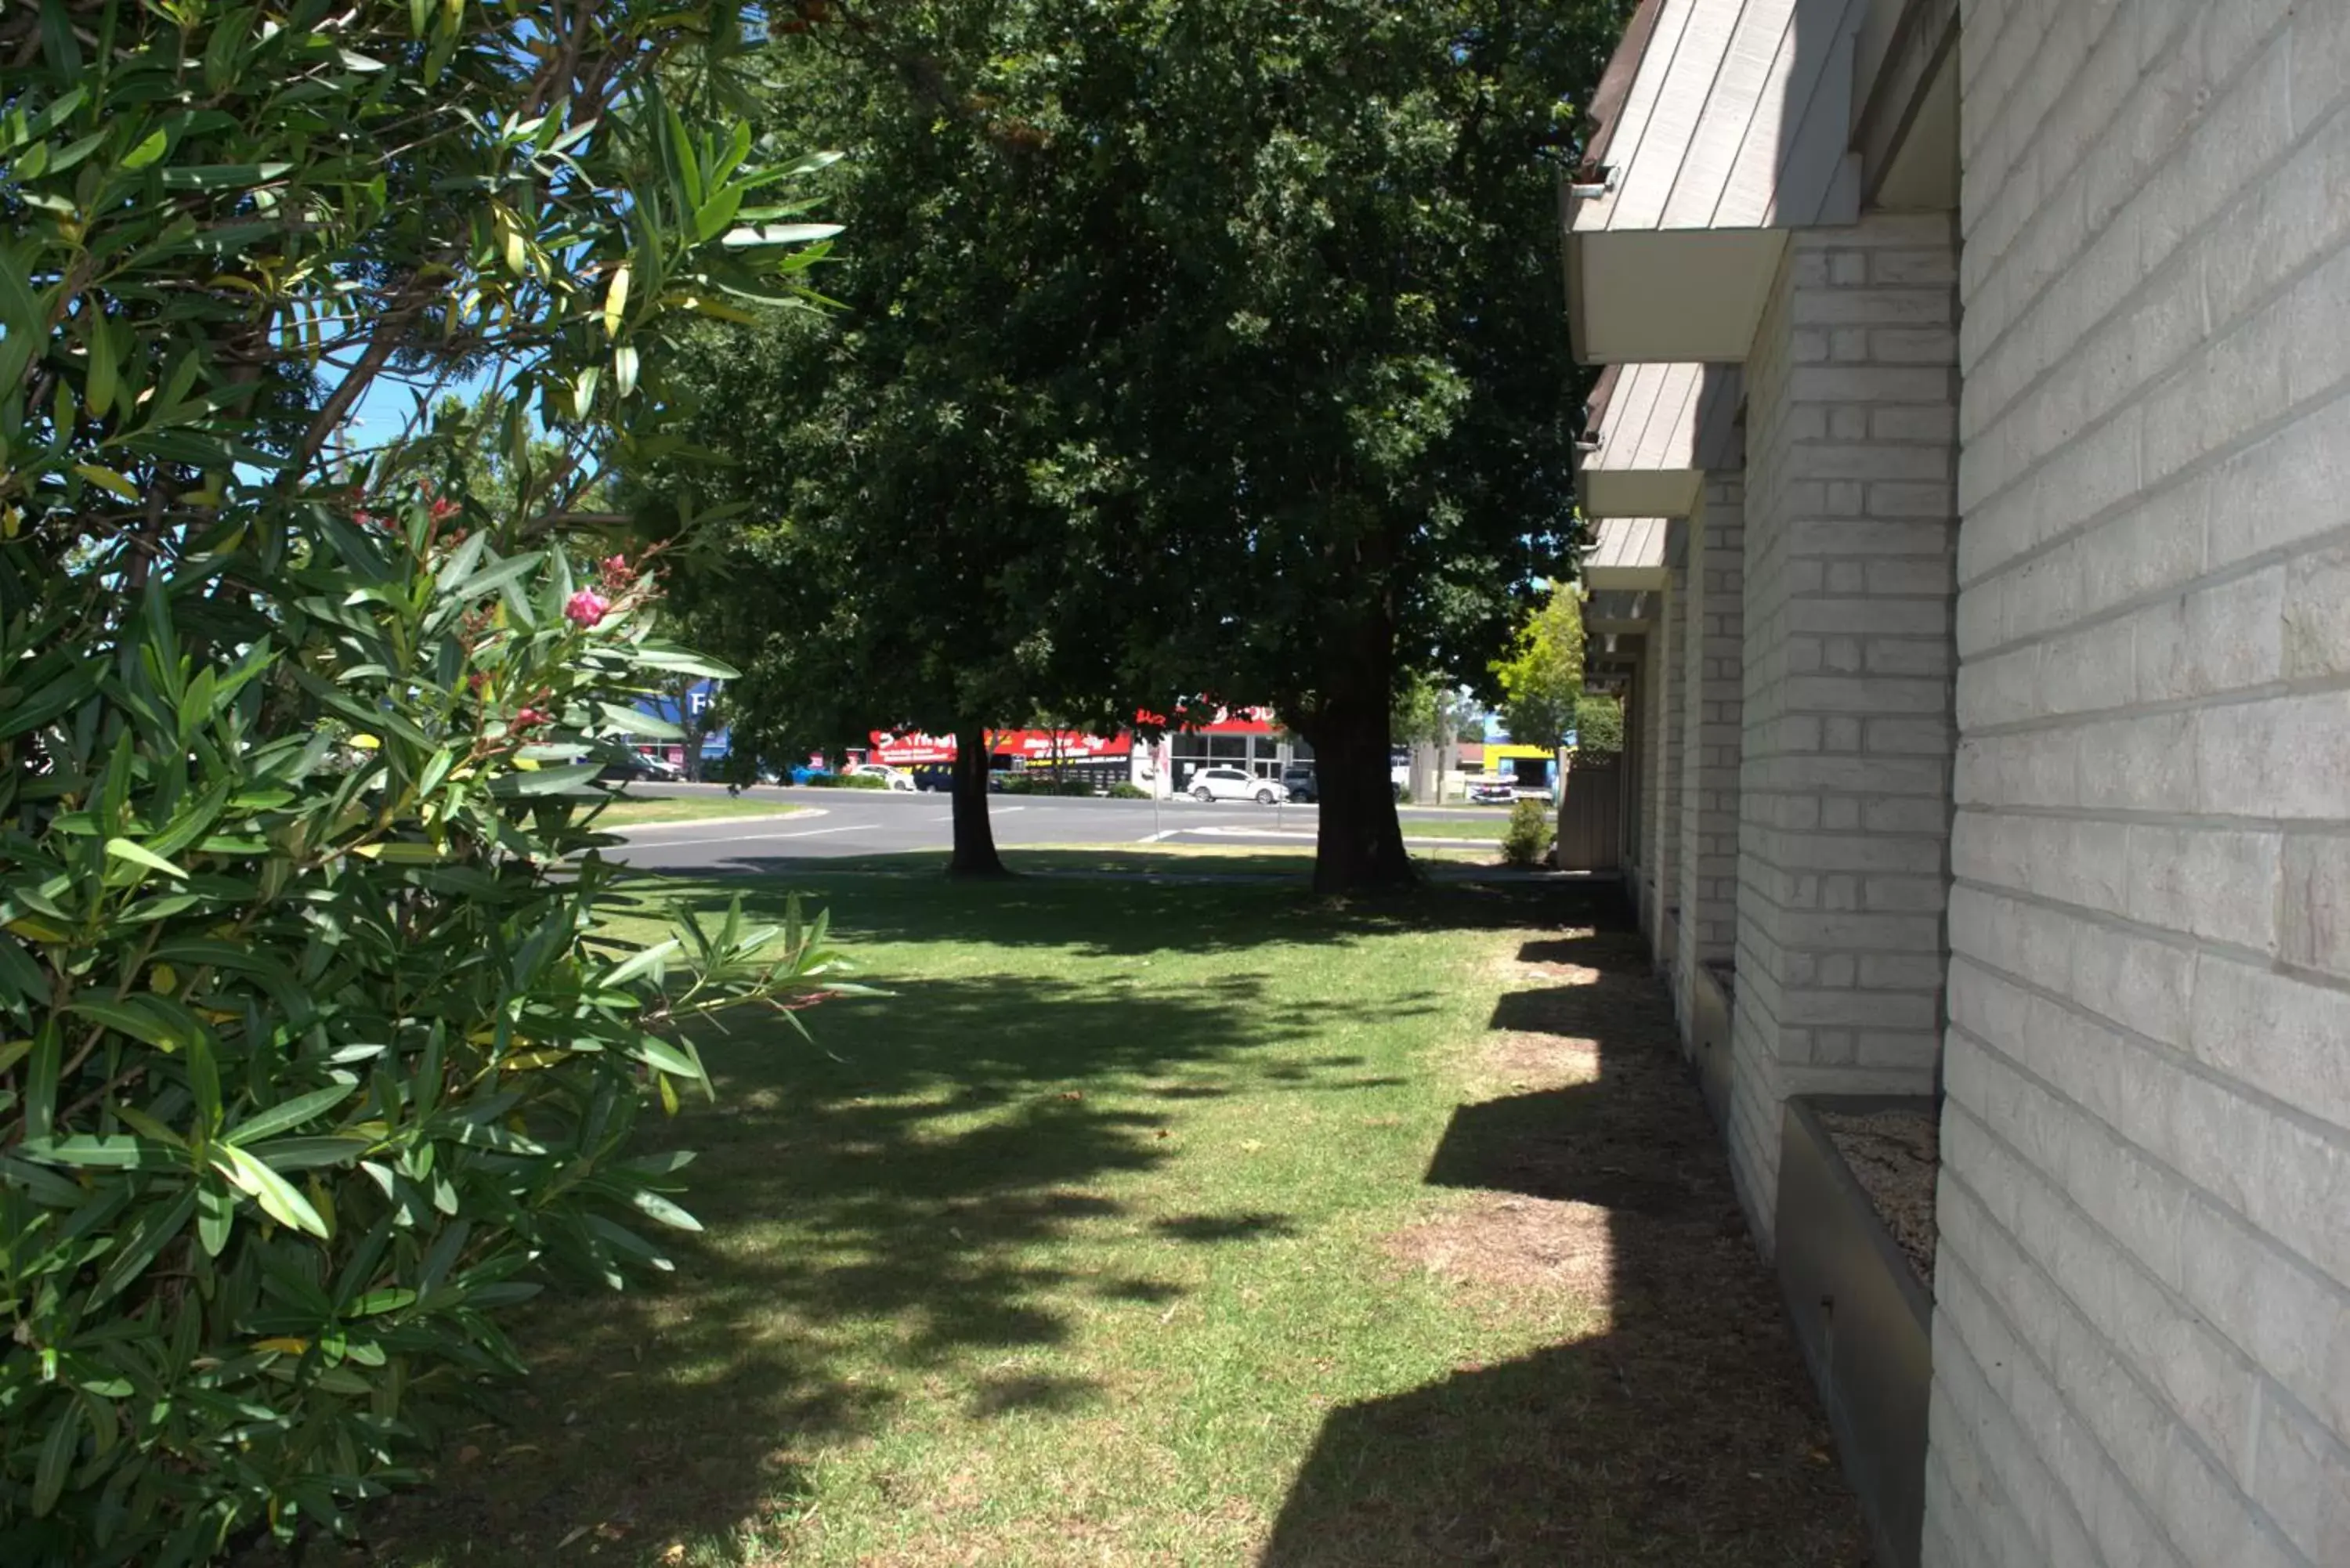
613;862;1587;959
1259;900;1870;1566
313;959;1417;1566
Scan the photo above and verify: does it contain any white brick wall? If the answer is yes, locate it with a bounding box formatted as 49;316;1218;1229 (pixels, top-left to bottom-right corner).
1651;549;1687;967
1729;211;1962;1241
1932;2;2350;1564
1679;477;1748;1015
1626;652;1656;923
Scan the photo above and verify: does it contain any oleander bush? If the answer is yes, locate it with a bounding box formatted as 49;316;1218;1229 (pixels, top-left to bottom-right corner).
0;2;847;1560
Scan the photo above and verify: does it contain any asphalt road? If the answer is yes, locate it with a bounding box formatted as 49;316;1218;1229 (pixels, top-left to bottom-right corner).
600;783;1512;873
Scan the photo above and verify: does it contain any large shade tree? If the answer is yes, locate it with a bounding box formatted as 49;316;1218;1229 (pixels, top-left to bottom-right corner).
631;3;1135;876
1078;0;1631;891
641;0;1630;889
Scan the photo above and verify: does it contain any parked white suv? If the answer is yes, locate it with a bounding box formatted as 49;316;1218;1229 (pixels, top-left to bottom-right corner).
843;761;916;792
1188;766;1287;804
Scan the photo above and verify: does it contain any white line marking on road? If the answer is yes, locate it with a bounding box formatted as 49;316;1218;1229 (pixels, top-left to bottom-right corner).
1138;829;1182;844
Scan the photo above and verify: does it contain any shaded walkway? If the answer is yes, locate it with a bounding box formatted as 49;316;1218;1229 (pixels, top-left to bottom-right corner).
1262;895;1868;1566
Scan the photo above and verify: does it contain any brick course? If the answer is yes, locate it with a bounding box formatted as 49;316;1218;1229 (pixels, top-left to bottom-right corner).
1931;2;2350;1563
1679;479;1747;1015
1728;212;1961;1240
1651;547;1687;967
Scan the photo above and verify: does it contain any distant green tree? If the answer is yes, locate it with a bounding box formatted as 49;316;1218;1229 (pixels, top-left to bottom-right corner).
1574;692;1625;753
1495;589;1589;753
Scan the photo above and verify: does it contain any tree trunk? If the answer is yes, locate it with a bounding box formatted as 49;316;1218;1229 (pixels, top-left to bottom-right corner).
1303;668;1414;895
947;721;1009;878
672;678;707;782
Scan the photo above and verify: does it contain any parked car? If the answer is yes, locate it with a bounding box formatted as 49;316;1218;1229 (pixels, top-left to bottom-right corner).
1280;764;1318;803
786;762;833;785
1188;766;1288;805
1468;775;1555;805
595;750;684;784
844;761;917;792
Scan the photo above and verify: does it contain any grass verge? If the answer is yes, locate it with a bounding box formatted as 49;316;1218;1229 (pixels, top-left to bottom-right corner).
309;874;1860;1568
591;795;813;828
1395;811;1528;842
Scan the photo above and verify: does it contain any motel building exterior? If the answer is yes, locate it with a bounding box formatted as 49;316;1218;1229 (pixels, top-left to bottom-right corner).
1563;2;2350;1565
866;710;1307;797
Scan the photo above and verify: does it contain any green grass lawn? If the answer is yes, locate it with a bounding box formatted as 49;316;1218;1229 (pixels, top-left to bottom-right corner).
1396;811;1528;843
591;795;813;828
765;845;1507;880
323;873;1859;1568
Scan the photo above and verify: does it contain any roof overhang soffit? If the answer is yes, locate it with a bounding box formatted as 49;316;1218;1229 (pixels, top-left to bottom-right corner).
1577;363;1744;516
1581;516;1674;593
1562;0;1866;364
1854;0;1960;211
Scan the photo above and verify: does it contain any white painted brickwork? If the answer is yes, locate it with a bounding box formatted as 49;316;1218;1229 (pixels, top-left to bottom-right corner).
1626;659;1654;926
1679;478;1748;1015
1651;555;1687;966
1931;1;2350;1564
1730;211;1962;1241
1634;641;1661;933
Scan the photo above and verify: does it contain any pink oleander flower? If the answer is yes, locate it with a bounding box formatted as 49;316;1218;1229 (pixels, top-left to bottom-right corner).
564;589;610;627
598;553;637;590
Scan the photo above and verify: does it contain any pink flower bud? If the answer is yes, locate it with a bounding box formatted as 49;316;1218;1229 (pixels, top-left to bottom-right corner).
564;589;610;628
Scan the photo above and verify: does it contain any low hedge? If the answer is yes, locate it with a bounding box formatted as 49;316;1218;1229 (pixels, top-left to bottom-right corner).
997;776;1102;797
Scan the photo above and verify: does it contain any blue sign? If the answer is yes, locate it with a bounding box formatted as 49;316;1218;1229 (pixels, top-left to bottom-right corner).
632;680;728;759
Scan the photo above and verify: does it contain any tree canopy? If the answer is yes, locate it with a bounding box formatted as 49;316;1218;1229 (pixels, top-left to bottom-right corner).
1495;587;1589;753
632;10;1132;871
640;0;1632;887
